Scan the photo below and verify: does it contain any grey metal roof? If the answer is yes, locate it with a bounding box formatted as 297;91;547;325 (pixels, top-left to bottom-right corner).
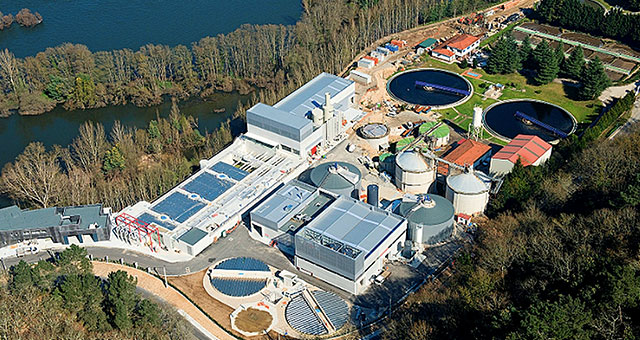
309;162;361;190
247;103;313;131
251;180;317;229
0;204;107;231
302;196;405;257
274;73;353;118
178;227;208;246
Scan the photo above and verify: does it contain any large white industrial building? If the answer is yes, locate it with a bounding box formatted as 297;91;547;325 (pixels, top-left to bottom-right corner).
250;179;407;294
118;73;358;257
246;73;356;157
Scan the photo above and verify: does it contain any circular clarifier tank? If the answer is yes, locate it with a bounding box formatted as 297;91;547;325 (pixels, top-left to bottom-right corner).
483;99;577;142
386;68;472;108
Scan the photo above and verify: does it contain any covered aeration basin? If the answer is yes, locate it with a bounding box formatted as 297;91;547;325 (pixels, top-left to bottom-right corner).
394;150;435;194
359;123;390;150
309;162;361;198
398;194;454;245
445;170;490;215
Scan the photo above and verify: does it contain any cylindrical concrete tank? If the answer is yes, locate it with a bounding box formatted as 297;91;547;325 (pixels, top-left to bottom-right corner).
472;106;483;129
394;150;435;194
445;171;490;215
367;184;379;207
309;162;362;199
398;194;455;245
360;123;390;151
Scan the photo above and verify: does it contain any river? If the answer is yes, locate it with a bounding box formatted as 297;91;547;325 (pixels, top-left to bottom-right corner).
0;0;301;58
0;91;253;208
0;0;301;208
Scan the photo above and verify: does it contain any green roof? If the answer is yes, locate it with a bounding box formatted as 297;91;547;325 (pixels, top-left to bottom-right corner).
379;152;394;163
419;121;450;139
418;38;438;49
178;228;208;246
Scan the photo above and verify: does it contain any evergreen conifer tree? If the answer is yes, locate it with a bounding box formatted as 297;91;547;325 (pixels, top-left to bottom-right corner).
579;57;611;100
533;40;559;85
564;47;585;80
519;35;534;69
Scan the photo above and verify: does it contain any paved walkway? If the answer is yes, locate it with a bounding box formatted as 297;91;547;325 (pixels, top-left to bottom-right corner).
92;261;236;340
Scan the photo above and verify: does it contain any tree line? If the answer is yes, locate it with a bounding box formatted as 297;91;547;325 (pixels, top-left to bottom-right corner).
0;100;233;211
1;245;194;339
487;34;611;99
0;0;501;116
383;110;640;339
537;0;640;46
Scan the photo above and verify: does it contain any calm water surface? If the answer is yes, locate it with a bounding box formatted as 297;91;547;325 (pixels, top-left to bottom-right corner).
0;0;301;57
0;0;300;207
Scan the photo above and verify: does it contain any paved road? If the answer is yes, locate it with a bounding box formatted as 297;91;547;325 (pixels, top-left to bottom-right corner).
610;94;640;138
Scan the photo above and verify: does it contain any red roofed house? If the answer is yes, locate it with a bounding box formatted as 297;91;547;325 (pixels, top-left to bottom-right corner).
431;34;481;63
490;134;552;175
438;139;492;175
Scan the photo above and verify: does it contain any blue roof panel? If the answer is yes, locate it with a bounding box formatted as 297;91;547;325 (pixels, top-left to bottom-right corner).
210;162;249;181
151;192;205;223
182;172;234;202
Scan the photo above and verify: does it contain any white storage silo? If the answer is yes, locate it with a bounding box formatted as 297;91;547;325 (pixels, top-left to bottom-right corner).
398;194;455;245
394;150;435;194
359;123;389;151
472;106;483;130
445;170;490;215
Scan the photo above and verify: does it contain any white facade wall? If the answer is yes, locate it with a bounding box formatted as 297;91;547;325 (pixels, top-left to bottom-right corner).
490;148;553;176
296;226;406;295
445;187;489;215
350;70;372;84
358;59;375;69
395;167;435;194
175;232;214;256
246;124;323;156
489;158;515;176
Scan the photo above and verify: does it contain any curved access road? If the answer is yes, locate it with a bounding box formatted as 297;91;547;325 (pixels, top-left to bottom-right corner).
92;261;234;340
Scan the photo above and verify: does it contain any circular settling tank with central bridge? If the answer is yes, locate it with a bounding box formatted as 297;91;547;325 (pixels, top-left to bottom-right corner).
483;99;577;142
387;68;473;109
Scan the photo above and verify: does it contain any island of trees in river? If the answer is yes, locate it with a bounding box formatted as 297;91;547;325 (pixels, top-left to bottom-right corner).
0;9;43;30
0;0;500;117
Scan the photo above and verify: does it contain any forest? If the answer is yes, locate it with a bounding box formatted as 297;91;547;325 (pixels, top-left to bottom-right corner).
0;0;500;116
536;0;640;45
0;245;194;339
0;100;233;211
487;33;611;99
382;92;640;338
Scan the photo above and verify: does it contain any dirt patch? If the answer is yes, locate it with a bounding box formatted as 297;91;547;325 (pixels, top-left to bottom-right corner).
605;69;627;82
612;58;637;72
520;22;562;36
561;32;603;47
236;308;273;333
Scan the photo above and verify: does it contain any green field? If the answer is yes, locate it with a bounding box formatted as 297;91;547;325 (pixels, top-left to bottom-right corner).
411;58;601;144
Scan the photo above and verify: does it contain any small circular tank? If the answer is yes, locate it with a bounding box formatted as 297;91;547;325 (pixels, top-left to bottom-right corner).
445;170;490;215
309;162;361;198
395;150;435;194
398;194;455;245
359;123;390;150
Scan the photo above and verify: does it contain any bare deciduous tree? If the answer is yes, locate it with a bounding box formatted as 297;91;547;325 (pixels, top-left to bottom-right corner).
1;142;63;208
71;122;108;172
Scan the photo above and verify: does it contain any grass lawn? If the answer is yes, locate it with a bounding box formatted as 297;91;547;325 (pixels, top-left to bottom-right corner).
421;58;601;124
